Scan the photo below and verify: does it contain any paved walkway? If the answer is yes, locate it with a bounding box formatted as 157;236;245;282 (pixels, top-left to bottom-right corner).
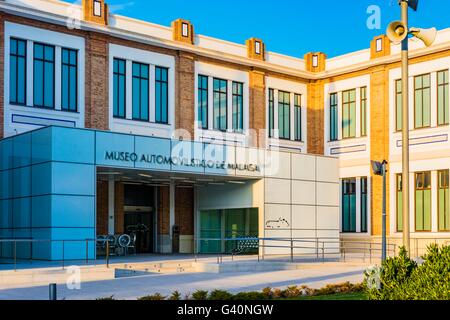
0;262;369;300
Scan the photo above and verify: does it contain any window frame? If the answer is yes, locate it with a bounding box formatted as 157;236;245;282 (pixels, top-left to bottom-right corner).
131;61;150;122
341;89;356;139
268;88;274;138
33;42;55;109
329;92;338;141
438;169;450;232
396;173;403;232
232;81;244;133
155;66;169;124
113;58;126;119
9;38;27;106
414;171;432;232
395;79;403;132
294;93;302;141
213;78;228;132
360;87;367;137
61;47;78;112
341;178;357;233
413;73;431;129
278;90;291;140
198;74;209;130
437;70;449;126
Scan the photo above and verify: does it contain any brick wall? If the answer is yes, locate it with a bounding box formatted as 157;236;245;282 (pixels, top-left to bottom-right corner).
157;186;170;236
175;187;194;235
175;52;195;139
96;180;108;235
307;80;324;155
249;70;266;148
114;181;124;234
370;66;390;236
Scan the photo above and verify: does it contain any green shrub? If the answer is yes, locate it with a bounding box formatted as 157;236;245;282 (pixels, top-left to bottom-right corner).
365;244;450;300
233;291;266;300
191;290;208;300
138;293;166;300
96;295;115;300
208;289;234;300
314;282;363;296
169;291;182;300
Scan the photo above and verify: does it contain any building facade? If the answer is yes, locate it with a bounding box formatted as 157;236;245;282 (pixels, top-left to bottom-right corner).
0;0;449;259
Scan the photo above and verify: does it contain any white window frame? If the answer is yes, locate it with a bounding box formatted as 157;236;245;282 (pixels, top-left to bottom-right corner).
3;22;85;137
109;44;175;138
194;61;249;146
266;76;307;153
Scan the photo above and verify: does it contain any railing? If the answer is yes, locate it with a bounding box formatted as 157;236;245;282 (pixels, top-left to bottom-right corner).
192;237;398;264
0;238;102;271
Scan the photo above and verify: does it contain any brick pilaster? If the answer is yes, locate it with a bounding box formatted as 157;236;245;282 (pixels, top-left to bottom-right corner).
0;14;4;139
114;181;124;234
175;52;195;139
307;80;324;155
158;186;170;236
175;187;194;236
96;180;108;235
249;70;266;147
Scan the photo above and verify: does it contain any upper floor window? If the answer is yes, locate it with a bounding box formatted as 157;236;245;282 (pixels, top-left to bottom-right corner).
437;70;449;126
9;38;27;105
342;89;356;139
61;48;78;112
395;79;403;132
33;43;55;109
361;177;368;233
294;94;302;141
198;75;208;129
155;66;168;124
414;74;431;129
213;78;227;131
132;62;149;121
268;89;274;138
113;58;126;118
232;82;243;132
360;87;367;136
415;171;431;231
278;91;290;140
329;93;338;141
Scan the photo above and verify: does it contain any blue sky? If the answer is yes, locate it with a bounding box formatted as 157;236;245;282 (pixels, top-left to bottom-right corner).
64;0;449;58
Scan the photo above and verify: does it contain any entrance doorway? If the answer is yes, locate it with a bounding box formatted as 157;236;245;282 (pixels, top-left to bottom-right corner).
199;208;258;254
123;184;155;254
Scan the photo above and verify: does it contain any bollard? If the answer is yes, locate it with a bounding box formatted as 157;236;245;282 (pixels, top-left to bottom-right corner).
49;283;57;300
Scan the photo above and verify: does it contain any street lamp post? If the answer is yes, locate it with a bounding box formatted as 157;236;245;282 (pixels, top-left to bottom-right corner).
386;0;436;256
400;0;411;255
371;160;388;261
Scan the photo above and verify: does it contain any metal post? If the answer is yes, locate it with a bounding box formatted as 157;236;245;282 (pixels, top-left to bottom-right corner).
290;238;294;263
14;240;17;272
382;162;387;261
62;240;65;270
400;0;411;256
86;239;89;265
321;242;325;263
106;240;110;268
49;283;57;301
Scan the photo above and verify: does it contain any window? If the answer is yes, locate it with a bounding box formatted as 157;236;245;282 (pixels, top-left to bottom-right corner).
396;174;403;232
182;22;189;37
294;94;302;141
376;38;383;52
415;171;431;231
132;62;149;121
437;70;449;126
438;170;450;232
61;48;77;112
360;87;367;136
268;89;274;138
361;177;368;233
414;74;431;128
395;79;402;132
278;91;290;139
255;41;261;55
312;55;318;68
33;43;55;108
9;38;27;105
113;58;126;118
93;0;102;17
213;78;227;131
342;89;356;138
198;75;208;129
330;93;338;141
342;178;356;232
232;82;243;132
155;66;168;124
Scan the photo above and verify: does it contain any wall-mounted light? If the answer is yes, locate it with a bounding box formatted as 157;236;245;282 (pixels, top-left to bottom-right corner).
182;22;189;37
93;0;102;17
